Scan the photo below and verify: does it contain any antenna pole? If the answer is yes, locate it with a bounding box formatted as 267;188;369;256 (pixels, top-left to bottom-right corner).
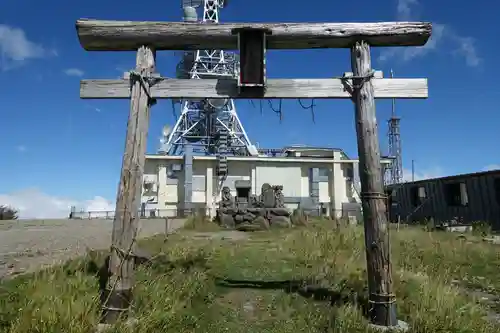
386;69;403;185
391;69;395;117
412;159;415;182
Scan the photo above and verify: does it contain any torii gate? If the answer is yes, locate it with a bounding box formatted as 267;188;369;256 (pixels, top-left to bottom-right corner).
76;19;432;330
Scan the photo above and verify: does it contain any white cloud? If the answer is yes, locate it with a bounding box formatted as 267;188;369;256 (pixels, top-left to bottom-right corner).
16;145;26;153
64;68;84;77
378;0;481;67
401;166;445;182
397;0;420;20
452;36;481;67
482;164;500;171
0;188;114;219
378;23;446;62
0;24;56;70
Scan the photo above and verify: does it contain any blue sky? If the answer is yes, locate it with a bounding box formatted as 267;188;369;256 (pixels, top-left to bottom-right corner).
0;0;498;218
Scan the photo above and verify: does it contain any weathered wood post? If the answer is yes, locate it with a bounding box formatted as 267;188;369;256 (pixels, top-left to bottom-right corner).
100;46;156;327
351;41;397;327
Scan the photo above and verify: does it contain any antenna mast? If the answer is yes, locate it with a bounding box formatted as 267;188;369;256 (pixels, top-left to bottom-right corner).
386;69;403;184
159;0;257;164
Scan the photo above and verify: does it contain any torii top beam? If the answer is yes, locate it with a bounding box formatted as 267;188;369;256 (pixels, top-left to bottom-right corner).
76;19;432;51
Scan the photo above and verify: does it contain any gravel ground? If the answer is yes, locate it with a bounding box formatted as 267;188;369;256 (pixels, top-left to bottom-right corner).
0;218;186;279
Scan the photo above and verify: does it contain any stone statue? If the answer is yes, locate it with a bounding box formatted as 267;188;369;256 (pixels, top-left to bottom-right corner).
220;186;234;208
261;183;275;208
273;185;285;208
215;183;292;231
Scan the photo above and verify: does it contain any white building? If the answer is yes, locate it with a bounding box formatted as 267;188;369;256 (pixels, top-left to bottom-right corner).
141;147;391;218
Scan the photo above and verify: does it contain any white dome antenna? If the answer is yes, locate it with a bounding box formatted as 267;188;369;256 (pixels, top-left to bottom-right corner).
208;98;228;109
162;125;172;137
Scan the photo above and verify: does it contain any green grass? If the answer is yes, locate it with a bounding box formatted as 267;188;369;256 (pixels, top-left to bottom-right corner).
182;215;223;232
1;220;500;333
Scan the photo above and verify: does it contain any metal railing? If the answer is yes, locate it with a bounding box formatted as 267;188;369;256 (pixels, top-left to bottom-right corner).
70;206;364;223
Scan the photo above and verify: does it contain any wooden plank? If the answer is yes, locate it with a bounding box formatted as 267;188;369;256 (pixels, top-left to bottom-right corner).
76;19;432;51
80;78;428;99
100;46;155;326
351;41;397;327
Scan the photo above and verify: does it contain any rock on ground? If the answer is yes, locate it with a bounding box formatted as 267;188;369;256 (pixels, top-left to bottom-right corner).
0;218;186;279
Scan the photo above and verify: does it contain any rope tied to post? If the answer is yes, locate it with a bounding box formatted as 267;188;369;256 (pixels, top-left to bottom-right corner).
360;191;387;200
349;70;375;89
338;70;375;98
99;237;139;321
368;292;396;305
128;70;163;105
110;244;134;260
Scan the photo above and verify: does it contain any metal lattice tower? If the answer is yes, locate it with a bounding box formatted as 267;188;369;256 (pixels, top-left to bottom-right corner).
386;69;403;185
159;0;258;176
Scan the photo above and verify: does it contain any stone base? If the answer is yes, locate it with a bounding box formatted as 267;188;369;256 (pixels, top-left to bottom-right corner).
368;320;409;332
483;236;500;244
446;225;472;233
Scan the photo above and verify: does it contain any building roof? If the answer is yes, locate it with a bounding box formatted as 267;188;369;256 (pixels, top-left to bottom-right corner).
146;154;393;164
283;146;342;152
387;169;500;188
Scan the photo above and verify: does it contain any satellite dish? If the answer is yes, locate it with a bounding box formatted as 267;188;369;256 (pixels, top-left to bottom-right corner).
182;6;198;22
208;98;228;109
162;125;172;137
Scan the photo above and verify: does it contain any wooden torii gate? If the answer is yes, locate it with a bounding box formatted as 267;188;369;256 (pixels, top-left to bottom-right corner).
76;19;432;329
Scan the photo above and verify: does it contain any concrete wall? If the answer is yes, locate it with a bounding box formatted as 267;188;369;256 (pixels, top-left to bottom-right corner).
387;170;500;231
141;154;383;218
140;160;182;217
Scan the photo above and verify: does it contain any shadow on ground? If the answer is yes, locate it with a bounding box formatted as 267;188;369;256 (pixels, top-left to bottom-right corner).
83;251;209;289
82;253;371;317
214;277;370;315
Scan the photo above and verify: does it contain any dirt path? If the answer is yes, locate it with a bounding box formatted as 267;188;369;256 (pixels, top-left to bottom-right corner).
0;218;186;278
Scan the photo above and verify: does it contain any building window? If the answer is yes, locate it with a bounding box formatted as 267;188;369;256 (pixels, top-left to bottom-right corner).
346;179;353;198
345;165;354;180
410;186;426;207
318;168;330;177
444;182;469;207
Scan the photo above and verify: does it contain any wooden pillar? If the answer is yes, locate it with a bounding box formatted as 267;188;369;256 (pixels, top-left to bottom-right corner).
100;45;156;325
350;41;397;327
